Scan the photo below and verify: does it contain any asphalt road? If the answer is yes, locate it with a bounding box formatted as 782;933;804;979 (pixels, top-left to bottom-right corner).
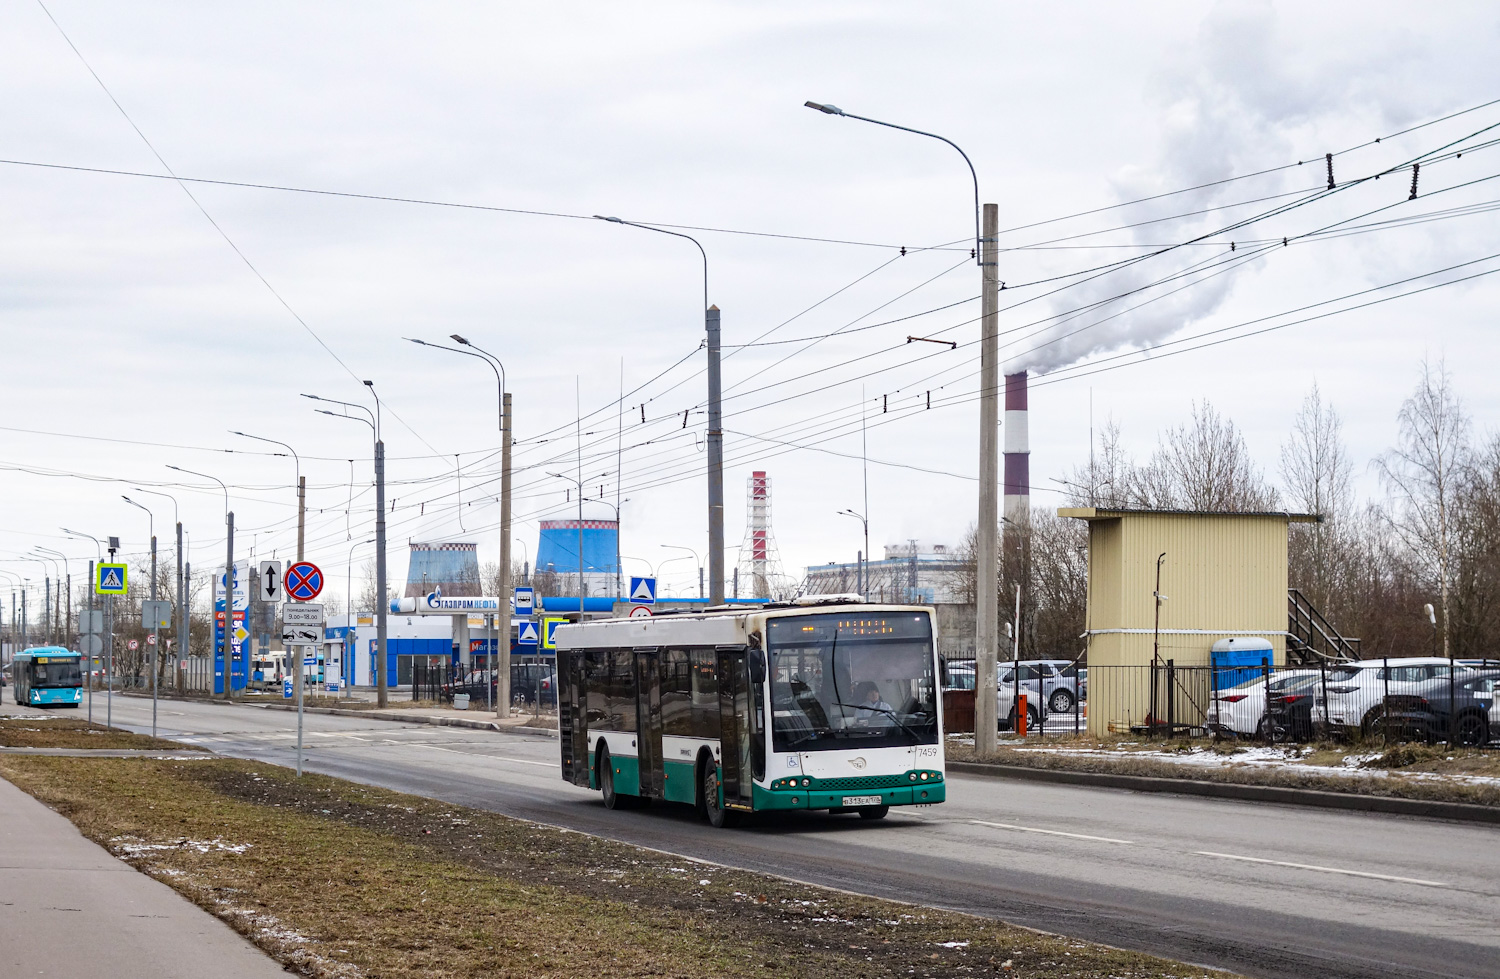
33;696;1500;979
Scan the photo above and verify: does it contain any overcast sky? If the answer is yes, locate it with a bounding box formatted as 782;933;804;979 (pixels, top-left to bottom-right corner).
2;0;1498;607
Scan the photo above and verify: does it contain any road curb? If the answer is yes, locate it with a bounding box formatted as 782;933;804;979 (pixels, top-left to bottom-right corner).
114;692;561;738
945;760;1500;825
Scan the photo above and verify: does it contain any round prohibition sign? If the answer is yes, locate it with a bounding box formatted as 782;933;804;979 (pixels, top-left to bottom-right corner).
285;561;324;601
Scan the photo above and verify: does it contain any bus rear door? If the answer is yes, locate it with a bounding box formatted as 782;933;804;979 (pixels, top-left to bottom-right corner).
634;648;663;799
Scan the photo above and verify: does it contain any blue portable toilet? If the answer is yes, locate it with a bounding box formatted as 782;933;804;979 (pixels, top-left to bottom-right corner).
1211;637;1275;692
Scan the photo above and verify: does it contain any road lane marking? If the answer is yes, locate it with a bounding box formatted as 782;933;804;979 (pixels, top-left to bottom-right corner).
417;744;556;766
1193;851;1449;887
970;820;1134;845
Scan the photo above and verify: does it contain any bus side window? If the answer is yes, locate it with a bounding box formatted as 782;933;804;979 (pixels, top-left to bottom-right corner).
585;650;610;730
690;648;719;741
610;650;637;733
662;649;692;736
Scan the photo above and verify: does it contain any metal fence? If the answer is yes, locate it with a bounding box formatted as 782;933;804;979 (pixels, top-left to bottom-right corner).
944;659;1500;748
412;659;454;703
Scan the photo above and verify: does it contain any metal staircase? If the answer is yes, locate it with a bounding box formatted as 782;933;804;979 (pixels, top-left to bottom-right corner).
1287;588;1360;665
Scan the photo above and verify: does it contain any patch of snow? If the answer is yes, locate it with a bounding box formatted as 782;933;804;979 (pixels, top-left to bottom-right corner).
936;940;970;948
113;836;251;856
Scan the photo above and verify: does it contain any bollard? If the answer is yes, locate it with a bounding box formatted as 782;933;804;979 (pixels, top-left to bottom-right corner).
1017;692;1028;737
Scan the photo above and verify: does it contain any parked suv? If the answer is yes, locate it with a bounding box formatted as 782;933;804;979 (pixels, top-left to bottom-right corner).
1001;660;1083;715
1381;669;1500;746
1315;657;1475;738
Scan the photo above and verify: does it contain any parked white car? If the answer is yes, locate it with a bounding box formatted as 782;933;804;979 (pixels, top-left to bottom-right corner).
1315;657;1474;737
1207;669;1323;738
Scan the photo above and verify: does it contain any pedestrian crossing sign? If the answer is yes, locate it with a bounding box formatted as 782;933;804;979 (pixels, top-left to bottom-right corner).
95;563;128;595
517;621;540;646
542;616;566;650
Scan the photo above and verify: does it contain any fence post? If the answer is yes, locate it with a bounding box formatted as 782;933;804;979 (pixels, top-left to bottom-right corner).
1318;657;1329;742
1149;659;1159;740
1262;658;1271;745
1166;659;1176;738
1211;661;1220;742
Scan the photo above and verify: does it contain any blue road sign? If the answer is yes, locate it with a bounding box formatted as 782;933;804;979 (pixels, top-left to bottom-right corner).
517;621;539;646
628;576;657;604
542;617;566;650
282;677;293;699
514;586;535;613
95;563;128;595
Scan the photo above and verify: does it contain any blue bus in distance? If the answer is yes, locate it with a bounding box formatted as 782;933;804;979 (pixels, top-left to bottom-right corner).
11;647;84;707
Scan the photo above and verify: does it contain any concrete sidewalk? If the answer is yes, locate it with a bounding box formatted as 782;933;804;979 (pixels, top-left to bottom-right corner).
0;776;288;979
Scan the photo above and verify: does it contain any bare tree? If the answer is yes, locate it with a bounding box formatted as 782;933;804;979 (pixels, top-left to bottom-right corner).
1133;401;1279;511
1281;384;1354;609
1374;358;1471;659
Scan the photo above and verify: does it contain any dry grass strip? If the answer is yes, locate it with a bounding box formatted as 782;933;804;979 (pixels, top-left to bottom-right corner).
0;756;1233;979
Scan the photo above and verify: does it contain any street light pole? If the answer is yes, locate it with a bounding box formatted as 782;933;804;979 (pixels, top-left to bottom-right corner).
661;545;704;600
593;215;724;605
306;391;387;707
168;465;234;701
232;432;304;561
132;488;183;693
838;510;869;596
409;334;513;717
122;496;159;736
62;529;103;721
804;100;998;755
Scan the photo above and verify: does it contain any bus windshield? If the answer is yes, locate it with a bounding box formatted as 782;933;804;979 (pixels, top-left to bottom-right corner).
767;612;938;752
30;659;82;688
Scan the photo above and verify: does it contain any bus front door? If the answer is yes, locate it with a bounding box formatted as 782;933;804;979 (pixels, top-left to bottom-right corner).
635;649;664;799
716;648;754;809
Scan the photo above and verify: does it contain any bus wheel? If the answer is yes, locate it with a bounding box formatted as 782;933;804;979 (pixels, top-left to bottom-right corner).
702;762;737;828
858;805;889;821
599;746;623;810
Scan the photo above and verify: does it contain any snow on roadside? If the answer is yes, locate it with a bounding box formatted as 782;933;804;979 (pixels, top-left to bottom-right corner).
1007;744;1500;787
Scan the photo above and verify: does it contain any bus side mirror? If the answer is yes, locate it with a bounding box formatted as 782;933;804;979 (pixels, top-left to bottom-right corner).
748;648;767;684
938;655;948;687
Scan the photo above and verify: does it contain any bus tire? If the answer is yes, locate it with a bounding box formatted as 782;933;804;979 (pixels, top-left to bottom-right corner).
693;751;713;818
858;805;889;821
703;760;737;828
598;745;623;810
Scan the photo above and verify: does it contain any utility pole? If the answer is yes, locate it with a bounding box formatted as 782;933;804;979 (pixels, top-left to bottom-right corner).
149;531;158;736
498;390;512;717
975;203;1001;755
175;522;184;693
374;436;388;708
707;305;725;605
224;512;234;701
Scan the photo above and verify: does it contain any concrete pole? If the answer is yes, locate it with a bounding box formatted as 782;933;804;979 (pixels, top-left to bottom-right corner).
224;512;235;700
86;562;92;722
974;203;1001;755
297;475;306;562
175;522;184;693
375;439;389;708
150;534;158;737
706;305;725;605
497;392;512;717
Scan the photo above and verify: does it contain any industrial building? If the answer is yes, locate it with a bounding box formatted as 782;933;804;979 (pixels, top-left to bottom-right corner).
1060;506;1333;736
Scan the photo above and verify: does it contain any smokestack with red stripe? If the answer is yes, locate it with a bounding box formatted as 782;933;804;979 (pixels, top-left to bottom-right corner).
1003;371;1030;528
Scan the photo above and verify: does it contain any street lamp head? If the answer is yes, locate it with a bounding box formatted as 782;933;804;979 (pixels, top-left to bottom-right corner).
450;334;470;346
300;393;322;401
362;379;374;388
804;101;845;116
593;215;623;223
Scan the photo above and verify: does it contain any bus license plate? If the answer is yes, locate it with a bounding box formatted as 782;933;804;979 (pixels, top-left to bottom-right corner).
842;795;881;807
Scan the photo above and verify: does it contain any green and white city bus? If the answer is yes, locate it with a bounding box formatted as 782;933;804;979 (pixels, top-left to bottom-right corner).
555;599;945;827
